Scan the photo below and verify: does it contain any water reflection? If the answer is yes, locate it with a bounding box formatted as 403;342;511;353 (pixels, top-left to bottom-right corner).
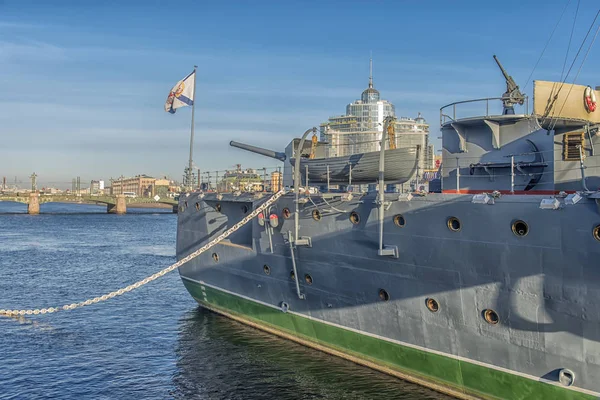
173;307;450;400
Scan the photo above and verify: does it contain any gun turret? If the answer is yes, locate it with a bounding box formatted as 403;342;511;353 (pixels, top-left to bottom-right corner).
230;141;286;162
493;55;525;115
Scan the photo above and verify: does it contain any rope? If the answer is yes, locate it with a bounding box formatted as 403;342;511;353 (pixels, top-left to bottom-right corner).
320;196;350;213
559;0;580;83
549;19;600;130
543;8;600;126
0;190;286;317
308;194;349;214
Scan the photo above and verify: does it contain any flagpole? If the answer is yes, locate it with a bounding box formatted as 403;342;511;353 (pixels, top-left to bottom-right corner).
187;65;198;190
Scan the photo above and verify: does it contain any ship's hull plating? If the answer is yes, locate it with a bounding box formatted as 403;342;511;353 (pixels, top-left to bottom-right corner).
176;191;600;400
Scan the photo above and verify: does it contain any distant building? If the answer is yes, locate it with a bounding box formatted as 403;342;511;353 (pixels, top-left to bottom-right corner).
270;171;282;192
111;175;156;197
218;167;263;192
90;180;101;195
319;60;434;180
153;178;178;197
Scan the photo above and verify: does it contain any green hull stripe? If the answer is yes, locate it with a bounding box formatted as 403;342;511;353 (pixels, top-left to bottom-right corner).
182;279;594;400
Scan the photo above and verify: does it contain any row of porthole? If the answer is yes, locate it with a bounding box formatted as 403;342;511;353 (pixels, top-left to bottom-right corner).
187;202;251;214
228;259;502;326
378;289;500;325
307;206;533;238
283;207;362;225
262;265;315;285
397;213;532;238
187;203;600;242
313;206;600;241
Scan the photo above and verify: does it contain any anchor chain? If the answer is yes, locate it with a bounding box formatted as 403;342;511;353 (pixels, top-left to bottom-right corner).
0;190;286;317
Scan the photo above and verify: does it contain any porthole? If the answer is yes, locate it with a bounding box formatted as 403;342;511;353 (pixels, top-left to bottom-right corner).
195;202;200;211
593;225;600;242
349;211;360;225
559;368;575;386
212;253;219;263
215;203;222;212
282;208;291;219
263;264;271;275
305;274;313;285
312;209;321;221
447;217;461;232
393;214;406;227
280;301;290;313
242;205;249;214
379;289;390;301
483;309;499;325
511;220;528;237
290;270;295;280
426;298;439;313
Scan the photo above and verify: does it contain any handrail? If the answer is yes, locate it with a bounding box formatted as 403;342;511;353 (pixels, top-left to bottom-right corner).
439;96;530;126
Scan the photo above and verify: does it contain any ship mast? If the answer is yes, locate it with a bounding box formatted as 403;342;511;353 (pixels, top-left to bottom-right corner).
369;57;373;89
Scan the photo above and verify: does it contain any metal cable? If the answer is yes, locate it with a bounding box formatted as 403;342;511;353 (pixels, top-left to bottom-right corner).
310;194;350;214
524;0;574;91
0;190;286;317
560;0;580;83
549;19;600;131
543;8;600;126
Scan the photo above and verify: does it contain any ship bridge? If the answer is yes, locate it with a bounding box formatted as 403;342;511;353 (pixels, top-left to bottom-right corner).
438;80;600;195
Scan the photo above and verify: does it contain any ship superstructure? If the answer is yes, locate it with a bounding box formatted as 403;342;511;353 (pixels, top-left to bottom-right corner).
176;56;600;400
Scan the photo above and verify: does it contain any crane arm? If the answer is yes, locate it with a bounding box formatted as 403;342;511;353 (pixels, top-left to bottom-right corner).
309;134;318;159
387;121;396;150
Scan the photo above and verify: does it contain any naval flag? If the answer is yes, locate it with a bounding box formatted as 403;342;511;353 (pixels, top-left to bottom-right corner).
164;70;195;114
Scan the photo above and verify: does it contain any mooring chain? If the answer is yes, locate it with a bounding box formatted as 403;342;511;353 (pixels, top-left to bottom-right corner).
0;190;286;317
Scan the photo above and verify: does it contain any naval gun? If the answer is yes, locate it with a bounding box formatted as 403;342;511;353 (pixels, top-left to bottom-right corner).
230;141;287;162
493;55;525;115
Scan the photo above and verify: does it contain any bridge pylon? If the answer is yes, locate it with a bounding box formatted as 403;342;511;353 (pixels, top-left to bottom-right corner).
28;193;40;215
106;195;126;214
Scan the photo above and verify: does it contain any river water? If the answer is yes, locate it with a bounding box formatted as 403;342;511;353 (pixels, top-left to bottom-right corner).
0;203;449;400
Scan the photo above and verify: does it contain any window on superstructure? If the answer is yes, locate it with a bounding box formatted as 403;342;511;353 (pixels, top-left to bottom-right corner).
563;132;585;161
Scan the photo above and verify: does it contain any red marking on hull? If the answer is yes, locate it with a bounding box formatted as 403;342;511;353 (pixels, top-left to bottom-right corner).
440;190;572;195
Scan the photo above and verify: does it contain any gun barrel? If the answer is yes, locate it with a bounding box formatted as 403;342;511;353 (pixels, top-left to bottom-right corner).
493;55;510;79
230;141;286;162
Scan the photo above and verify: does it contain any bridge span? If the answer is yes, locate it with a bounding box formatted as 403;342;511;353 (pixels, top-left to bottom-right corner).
0;193;178;214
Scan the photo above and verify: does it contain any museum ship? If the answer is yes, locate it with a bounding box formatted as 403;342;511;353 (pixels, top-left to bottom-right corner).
176;56;600;399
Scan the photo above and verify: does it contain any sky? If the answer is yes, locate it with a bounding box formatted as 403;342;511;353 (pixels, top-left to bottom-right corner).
1;0;599;188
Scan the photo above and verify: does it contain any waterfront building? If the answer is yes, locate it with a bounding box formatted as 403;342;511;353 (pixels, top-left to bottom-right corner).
217;166;263;192
90;180;101;195
319;60;434;177
153;178;178;197
111;175;156;197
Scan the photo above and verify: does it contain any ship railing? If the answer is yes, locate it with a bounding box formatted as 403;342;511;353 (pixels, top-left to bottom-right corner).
198;166;283;193
440;96;529;126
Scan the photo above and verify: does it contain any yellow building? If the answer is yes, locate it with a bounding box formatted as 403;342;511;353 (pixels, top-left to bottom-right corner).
111;175;156;197
153;178;178;197
270;171;282;192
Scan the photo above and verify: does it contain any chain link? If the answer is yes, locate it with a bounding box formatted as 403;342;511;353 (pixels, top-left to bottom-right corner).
0;190;286;317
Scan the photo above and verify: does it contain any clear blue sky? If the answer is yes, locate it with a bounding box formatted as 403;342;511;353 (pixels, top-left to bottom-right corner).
1;0;599;188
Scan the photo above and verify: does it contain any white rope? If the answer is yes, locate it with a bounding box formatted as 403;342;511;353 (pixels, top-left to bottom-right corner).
0;190;286;317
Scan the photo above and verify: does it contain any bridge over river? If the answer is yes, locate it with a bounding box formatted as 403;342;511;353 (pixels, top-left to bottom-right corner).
0;193;178;214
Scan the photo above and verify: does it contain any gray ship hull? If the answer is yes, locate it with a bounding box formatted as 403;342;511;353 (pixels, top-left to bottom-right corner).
176;191;600;400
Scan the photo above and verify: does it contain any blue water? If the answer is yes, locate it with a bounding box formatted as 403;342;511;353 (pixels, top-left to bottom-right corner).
0;203;448;399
